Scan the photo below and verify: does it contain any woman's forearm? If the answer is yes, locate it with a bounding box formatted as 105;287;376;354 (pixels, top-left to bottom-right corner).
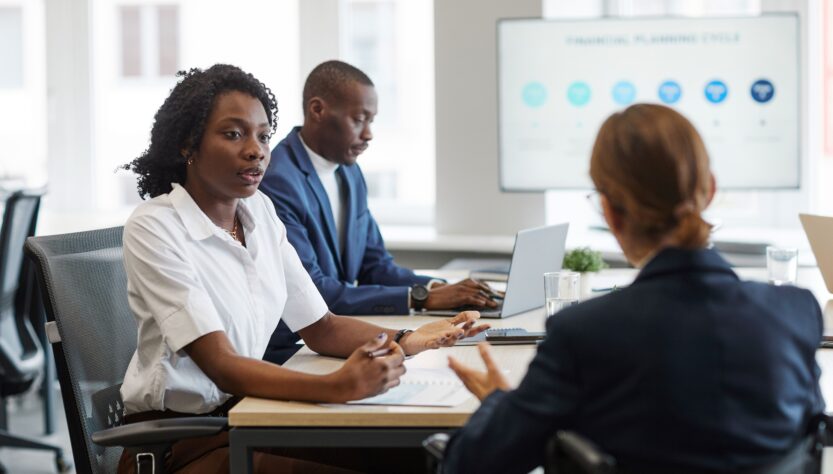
214;354;347;403
300;312;399;358
185;330;351;403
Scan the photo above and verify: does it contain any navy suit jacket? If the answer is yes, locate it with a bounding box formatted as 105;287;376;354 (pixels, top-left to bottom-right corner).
443;248;824;474
259;128;432;360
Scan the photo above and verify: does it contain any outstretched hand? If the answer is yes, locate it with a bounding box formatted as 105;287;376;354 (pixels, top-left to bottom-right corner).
448;342;510;401
399;311;490;355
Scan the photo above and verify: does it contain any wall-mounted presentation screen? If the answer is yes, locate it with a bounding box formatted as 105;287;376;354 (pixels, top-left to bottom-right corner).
498;15;800;191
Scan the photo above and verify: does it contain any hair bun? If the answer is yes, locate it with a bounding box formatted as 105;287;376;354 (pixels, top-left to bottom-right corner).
672;201;696;221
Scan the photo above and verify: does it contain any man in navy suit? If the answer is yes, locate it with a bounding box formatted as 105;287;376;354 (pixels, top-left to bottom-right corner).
259;61;496;363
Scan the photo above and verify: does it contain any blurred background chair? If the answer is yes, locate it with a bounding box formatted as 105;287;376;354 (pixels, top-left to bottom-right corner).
25;226;225;474
0;187;69;473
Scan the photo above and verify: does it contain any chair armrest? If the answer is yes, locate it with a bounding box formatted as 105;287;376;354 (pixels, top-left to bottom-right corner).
423;433;449;462
91;417;227;447
816;413;833;447
423;433;450;474
549;431;616;474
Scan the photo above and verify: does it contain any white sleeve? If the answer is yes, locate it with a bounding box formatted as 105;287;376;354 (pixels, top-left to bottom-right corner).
261;194;328;332
123;215;225;353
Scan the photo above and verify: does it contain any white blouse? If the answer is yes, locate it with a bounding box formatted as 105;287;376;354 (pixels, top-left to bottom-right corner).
120;184;328;414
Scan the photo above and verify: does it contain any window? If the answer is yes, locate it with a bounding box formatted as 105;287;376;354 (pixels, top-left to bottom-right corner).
0;7;23;88
118;4;180;79
0;2;46;187
120;6;141;76
157;5;178;76
340;0;435;225
345;1;397;125
89;0;302;212
825;0;833;156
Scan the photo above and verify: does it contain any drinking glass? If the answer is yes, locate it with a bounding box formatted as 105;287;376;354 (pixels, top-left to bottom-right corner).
766;246;798;286
544;271;580;318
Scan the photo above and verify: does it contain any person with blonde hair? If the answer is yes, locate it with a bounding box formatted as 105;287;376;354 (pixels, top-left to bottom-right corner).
444;104;824;474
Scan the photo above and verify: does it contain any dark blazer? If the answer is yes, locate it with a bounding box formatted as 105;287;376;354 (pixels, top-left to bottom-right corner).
443;247;824;474
259;128;432;360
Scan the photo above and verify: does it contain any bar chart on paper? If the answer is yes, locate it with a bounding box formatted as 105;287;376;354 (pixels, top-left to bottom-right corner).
347;368;472;407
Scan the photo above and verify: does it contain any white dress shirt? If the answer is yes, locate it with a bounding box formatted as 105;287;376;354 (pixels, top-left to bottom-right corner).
299;135;346;254
120;184;328;414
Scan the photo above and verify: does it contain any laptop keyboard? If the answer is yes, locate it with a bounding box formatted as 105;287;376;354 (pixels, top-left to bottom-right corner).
455;299;503;313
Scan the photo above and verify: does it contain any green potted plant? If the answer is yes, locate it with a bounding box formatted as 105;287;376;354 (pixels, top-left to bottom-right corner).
562;247;608;296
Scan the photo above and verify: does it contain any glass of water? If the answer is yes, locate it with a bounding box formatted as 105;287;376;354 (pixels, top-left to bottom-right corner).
766;246;798;286
544;271;580;318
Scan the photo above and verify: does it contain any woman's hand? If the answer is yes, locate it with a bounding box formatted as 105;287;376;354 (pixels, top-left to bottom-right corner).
399;311;490;356
325;333;406;403
448;342;510;401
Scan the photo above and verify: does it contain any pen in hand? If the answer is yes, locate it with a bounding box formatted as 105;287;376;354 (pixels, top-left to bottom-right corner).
367;347;393;359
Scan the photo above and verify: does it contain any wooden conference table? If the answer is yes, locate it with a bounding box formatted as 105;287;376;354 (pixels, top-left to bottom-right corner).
229;267;833;473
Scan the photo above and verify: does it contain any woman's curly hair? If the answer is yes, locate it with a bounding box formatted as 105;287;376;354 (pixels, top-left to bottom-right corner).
123;64;278;199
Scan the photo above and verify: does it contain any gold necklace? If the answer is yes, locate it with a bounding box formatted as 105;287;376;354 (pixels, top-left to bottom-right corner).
226;216;240;241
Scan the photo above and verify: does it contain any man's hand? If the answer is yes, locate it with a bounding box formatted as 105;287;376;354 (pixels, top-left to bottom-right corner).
448;342;510;401
424;279;502;310
398;311;490;355
326;333;406;403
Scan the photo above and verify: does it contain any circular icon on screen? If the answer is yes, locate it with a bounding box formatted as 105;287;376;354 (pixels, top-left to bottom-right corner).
522;82;548;108
750;79;775;103
567;82;591;107
658;80;682;104
612;81;637;105
704;80;728;104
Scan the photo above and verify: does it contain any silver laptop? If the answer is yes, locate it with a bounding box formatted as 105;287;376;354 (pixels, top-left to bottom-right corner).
426;223;569;318
798;214;833;344
800;213;833;293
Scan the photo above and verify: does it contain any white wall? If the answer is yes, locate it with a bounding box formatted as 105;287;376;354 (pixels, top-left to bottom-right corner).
45;0;93;211
434;0;546;236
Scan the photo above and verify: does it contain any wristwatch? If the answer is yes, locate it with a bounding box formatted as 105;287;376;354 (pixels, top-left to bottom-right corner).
410;284;429;311
394;328;413;344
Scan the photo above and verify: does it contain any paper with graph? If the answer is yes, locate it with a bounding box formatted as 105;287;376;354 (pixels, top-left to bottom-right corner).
347;367;471;407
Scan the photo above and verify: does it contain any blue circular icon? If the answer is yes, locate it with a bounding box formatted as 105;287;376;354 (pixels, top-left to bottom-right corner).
567;81;591;107
612;81;637;105
750;79;775;103
658;80;682;104
704;80;728;104
522;82;547;108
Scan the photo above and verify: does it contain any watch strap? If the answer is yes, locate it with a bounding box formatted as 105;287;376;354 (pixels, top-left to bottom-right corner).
394;328;413;344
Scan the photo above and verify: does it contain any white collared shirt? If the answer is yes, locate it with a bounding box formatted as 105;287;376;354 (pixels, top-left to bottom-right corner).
120;184;328;415
299;134;346;254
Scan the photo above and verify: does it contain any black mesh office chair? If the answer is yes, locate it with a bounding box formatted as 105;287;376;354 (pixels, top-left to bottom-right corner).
25;226;226;474
424;416;833;474
546;422;833;474
0;188;69;472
